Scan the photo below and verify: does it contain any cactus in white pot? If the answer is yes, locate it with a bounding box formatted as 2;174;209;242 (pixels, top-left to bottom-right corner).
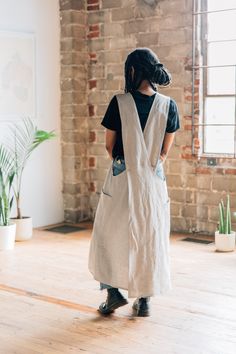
215;195;236;252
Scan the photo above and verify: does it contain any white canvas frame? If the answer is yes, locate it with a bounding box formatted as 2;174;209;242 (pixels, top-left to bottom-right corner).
0;31;36;121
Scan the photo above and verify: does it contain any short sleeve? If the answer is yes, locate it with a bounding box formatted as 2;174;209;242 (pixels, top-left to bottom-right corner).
166;99;180;133
101;95;121;131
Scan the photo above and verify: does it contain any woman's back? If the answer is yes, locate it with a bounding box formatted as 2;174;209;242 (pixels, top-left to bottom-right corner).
101;90;180;158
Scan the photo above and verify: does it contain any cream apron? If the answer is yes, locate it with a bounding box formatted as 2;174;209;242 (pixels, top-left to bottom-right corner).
88;92;172;298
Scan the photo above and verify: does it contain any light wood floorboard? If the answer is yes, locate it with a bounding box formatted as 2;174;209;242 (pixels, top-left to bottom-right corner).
0;224;235;354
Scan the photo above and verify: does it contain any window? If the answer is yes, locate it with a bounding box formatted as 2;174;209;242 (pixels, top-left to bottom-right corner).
192;0;236;157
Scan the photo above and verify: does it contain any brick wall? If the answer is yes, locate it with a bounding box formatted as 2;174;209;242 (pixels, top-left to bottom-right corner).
60;0;91;222
60;0;236;234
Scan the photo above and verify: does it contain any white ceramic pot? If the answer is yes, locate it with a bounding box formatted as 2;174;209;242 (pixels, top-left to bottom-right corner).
215;231;236;252
0;222;16;250
10;217;33;241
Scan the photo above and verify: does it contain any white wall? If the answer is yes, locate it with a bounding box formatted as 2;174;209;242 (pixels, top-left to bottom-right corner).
0;0;64;227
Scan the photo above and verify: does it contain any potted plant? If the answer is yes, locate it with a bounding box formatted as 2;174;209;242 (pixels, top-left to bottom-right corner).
0;145;16;250
215;195;236;252
5;118;56;241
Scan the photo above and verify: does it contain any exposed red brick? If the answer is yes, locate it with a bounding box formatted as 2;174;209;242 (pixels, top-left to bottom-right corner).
89;182;96;192
87;0;99;4
89;52;97;59
193;138;200;149
89;79;97;89
89;104;95;116
225;168;236;175
195;167;211;174
87;31;99;39
185;93;198;100
89;157;95;167
89;24;99;32
193;131;199;139
89;52;97;63
182;145;192;151
89;131;96;143
181;153;197;160
184;125;192;130
185;95;192;102
87;4;99;11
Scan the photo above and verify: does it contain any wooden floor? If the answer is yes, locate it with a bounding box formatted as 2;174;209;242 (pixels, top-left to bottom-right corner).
0;224;236;354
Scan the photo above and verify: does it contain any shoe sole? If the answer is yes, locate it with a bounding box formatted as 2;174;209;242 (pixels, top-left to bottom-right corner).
98;298;128;315
136;310;150;317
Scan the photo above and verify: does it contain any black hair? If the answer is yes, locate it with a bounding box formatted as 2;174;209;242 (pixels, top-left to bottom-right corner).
124;47;171;93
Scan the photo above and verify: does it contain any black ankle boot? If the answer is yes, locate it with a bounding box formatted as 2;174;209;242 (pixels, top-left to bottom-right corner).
132;297;150;317
98;288;128;315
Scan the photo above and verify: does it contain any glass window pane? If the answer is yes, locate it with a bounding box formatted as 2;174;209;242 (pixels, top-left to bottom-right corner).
208;41;236;66
207;66;235;94
204;126;235;154
208;11;236;41
208;0;236;11
205;97;235;125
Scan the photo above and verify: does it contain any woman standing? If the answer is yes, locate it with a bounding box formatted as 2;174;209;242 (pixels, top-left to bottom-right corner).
88;48;180;317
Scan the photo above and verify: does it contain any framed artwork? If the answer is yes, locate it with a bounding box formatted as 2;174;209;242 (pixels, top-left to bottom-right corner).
0;31;36;121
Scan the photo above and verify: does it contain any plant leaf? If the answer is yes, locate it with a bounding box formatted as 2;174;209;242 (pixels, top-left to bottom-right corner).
218;203;223;233
226;195;231;234
9;195;14;210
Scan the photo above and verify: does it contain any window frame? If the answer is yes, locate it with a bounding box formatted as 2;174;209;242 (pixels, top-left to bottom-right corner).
192;0;236;158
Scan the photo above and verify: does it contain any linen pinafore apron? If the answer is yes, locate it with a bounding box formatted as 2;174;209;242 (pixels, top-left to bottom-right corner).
88;92;172;298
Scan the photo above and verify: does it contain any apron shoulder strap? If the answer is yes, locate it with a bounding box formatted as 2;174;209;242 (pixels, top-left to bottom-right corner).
116;92;170;171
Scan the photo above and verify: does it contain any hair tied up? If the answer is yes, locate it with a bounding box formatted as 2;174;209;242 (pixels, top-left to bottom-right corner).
124;48;172;92
151;62;171;86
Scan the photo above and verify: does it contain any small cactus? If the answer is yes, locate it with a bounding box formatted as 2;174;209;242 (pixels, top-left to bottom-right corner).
218;195;232;234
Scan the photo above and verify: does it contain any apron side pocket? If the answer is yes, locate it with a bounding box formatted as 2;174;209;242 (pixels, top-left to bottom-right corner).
112;157;126;176
155;160;166;181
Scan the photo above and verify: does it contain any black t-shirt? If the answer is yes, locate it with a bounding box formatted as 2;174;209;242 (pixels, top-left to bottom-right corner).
101;90;180;159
